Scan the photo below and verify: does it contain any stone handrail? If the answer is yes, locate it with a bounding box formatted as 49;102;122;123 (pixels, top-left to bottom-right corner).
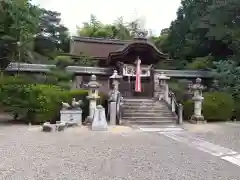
169;91;183;125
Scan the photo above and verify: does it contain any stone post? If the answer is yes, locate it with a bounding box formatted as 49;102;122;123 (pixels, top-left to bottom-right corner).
108;70;122;125
178;104;183;125
86;75;100;122
158;72;170;103
191;78;205;123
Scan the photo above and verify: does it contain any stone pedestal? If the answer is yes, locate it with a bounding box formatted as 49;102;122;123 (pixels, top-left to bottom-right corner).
191;96;205;123
92;105;108;131
60;110;82;126
109;102;117;125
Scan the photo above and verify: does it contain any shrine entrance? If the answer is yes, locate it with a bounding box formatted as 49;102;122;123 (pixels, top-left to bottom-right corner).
119;76;154;98
118;63;154;98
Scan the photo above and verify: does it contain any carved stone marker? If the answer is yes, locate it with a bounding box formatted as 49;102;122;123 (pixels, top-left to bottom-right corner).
60;109;82;126
92;105;108;131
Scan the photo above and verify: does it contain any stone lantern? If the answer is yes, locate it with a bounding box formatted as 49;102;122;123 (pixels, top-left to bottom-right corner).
109;70;122;97
158;72;170;103
86;74;100;122
108;70;122;125
191;78;205;123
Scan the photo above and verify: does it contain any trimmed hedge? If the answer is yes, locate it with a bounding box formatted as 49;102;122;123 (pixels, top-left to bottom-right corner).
0;75;108;124
183;92;234;121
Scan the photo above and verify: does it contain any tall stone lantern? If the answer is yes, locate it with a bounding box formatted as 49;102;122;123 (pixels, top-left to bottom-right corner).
86;74;100;122
191;78;205;123
158;72;170;103
108;70;122;125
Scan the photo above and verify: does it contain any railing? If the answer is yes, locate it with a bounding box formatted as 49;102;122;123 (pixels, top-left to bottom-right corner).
168;91;183;125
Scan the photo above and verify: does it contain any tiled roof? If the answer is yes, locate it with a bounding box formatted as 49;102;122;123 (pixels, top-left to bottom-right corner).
70;36;130;58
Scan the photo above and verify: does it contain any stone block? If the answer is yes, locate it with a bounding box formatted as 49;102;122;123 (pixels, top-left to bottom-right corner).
56;122;66;131
92;105;108;131
42;122;53;132
60;109;82;126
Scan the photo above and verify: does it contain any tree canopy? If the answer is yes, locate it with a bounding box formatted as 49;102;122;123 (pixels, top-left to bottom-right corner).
77;15;148;40
160;0;240;69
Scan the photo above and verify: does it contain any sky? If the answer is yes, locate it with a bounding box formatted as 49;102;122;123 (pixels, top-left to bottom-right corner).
32;0;181;36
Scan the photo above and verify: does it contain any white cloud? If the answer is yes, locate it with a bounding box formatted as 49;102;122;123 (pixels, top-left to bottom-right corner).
32;0;181;35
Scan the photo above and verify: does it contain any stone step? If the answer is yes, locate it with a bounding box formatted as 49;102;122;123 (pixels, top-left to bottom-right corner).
122;103;166;107
123;119;176;125
122;116;176;120
123;107;170;111
122;112;174;117
122;107;168;112
122;104;168;108
123;98;155;102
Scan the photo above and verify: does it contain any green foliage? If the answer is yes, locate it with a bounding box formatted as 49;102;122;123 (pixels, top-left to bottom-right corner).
169;79;191;103
54;55;74;68
0;75;91;124
34;9;70;58
183;100;194;121
77;14;147;40
203;92;234;121
212;60;240;99
183;92;234;121
0;0;40;69
159;0;240;68
186;56;213;70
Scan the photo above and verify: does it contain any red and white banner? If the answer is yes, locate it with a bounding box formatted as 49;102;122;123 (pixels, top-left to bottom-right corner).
135;57;142;92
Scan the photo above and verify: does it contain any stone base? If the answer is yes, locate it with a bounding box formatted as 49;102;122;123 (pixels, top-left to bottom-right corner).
60;110;82;126
91;105;108;131
91;126;108;131
189;115;206;124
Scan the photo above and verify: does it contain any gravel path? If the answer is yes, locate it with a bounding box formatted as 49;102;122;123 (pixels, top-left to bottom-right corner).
0;125;239;180
184;122;240;152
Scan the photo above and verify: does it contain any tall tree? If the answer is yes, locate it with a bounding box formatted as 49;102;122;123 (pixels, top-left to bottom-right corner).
0;0;40;69
34;9;70;59
161;0;240;68
77;15;145;40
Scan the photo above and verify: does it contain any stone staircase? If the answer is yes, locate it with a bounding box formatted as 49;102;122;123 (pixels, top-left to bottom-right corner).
122;98;177;125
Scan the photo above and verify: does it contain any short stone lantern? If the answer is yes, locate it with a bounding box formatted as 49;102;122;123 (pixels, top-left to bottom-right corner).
108;70;122;125
191;78;205;123
158;72;170;103
86;74;100;122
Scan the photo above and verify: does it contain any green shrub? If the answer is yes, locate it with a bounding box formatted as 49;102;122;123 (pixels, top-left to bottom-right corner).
203;92;234;121
0;75;109;124
183;100;194;120
0;75;89;124
183;92;234;121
